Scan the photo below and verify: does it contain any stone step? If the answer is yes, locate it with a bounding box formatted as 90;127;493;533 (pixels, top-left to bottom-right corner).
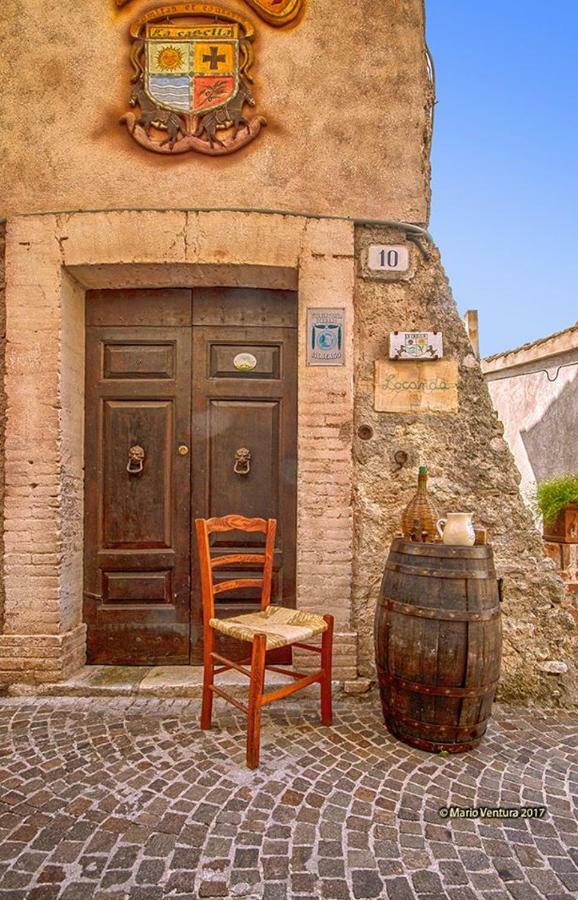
7;664;326;699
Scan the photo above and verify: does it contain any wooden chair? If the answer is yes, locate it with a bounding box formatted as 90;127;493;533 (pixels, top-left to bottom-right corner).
195;515;334;769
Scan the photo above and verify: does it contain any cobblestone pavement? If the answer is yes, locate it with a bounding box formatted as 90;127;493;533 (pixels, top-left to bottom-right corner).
0;693;577;900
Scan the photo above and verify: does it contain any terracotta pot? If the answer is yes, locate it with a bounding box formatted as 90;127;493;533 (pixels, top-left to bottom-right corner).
543;503;578;544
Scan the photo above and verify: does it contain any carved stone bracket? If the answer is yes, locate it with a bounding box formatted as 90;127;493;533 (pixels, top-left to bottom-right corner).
121;111;267;155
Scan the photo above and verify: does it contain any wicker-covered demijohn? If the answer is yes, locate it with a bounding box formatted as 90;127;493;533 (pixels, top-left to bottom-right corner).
401;466;440;542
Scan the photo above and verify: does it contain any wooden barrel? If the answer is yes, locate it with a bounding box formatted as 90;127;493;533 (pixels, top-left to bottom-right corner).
374;539;502;753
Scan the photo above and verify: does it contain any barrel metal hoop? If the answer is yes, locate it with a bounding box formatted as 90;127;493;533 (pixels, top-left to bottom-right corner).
383;711;489;737
383;598;501;622
391;539;493;560
377;667;499;699
387;562;491;580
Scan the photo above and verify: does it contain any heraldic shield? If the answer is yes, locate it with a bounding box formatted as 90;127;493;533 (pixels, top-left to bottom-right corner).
121;3;267;156
145;23;240;116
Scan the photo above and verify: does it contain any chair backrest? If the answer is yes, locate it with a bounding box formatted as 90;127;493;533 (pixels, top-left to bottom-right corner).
195;515;277;622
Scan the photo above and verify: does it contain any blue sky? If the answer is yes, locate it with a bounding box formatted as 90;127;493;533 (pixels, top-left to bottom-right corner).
426;1;578;357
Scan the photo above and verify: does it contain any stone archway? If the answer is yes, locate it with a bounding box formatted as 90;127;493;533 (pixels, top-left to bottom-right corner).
0;209;358;684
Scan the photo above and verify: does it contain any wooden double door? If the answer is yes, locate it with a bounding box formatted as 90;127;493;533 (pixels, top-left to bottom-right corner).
84;288;297;665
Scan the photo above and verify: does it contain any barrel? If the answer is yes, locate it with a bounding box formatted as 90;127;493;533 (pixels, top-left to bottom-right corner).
374;539;502;753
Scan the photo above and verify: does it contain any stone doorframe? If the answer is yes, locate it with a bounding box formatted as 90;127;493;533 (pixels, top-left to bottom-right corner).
0;209;357;685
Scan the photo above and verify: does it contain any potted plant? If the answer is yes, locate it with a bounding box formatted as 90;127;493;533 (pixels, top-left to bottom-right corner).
536;474;578;543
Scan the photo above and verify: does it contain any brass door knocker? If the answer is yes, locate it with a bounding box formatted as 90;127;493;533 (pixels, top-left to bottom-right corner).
233;447;251;476
127;444;145;476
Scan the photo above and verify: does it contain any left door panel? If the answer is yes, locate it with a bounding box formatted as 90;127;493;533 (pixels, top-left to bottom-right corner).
84;294;192;664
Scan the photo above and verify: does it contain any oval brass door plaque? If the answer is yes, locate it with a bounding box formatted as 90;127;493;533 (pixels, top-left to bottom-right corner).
233;352;258;371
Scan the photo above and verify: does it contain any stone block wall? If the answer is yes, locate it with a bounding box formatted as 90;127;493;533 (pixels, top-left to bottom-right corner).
543;541;578;628
0;222;5;638
352;224;577;709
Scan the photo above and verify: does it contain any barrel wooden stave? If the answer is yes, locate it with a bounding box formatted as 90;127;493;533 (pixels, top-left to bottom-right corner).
374;539;502;753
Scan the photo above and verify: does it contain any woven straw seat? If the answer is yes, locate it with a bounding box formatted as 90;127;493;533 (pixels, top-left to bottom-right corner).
210;605;328;651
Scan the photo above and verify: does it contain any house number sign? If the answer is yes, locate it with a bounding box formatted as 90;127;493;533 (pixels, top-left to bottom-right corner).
368;244;409;273
307;309;345;366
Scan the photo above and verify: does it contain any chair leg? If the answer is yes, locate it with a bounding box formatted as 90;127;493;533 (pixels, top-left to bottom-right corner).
246;634;267;769
200;625;214;730
320;614;334;726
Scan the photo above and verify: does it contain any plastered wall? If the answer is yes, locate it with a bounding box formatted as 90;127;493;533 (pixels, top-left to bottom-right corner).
0;0;432;222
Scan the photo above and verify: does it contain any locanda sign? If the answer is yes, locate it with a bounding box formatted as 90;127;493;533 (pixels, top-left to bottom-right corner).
381;374;450;392
374;360;459;413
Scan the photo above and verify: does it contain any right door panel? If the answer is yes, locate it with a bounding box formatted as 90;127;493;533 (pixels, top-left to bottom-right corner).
191;291;297;663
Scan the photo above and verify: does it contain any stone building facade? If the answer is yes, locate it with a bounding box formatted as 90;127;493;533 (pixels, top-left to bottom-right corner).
483;323;578;505
0;0;575;705
482;323;578;631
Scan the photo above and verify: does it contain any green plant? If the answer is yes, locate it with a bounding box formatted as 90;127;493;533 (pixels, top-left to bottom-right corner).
536;474;578;525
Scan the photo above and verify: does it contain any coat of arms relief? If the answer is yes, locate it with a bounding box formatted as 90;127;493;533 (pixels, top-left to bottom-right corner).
119;1;305;156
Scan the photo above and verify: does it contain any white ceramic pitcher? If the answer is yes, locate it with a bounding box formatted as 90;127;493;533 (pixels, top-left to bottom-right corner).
436;513;475;546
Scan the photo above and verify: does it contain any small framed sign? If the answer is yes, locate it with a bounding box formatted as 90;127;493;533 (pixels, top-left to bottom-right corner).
307;308;345;366
390;331;443;360
368;244;409;273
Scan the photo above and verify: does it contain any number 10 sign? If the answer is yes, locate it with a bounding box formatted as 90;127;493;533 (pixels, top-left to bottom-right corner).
367;244;409;273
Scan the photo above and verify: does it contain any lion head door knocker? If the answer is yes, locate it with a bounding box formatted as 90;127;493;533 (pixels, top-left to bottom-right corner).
127;444;145;476
120;3;269;156
233;447;252;476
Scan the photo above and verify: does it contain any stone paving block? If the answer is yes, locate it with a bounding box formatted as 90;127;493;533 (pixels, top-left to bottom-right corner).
234;848;259;868
0;871;29;890
504;883;544;900
379;860;406;879
320;879;351;900
261;884;288;900
135;859;165;884
165;871;198;894
411;869;444;893
25;888;60;900
318;858;345;878
385;876;416;899
558;872;578;891
128;888;164;900
351;869;384;898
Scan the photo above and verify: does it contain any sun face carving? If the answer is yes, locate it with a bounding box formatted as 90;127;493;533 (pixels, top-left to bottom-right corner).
156;46;184;71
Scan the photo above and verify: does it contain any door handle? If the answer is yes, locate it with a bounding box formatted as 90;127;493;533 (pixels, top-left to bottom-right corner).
233;447;251;476
127;444;145;476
